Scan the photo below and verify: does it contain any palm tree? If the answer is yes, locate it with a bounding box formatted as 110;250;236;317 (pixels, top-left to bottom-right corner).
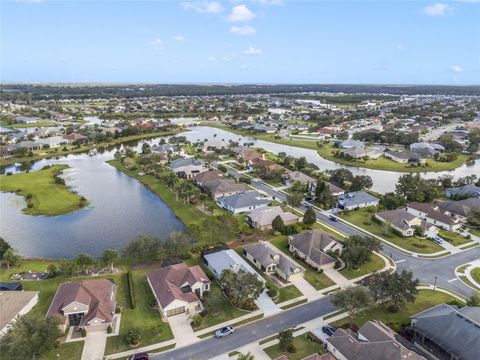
2;248;20;270
101;249;120;272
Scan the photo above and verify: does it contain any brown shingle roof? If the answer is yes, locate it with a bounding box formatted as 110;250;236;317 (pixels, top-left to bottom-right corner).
289;230;338;267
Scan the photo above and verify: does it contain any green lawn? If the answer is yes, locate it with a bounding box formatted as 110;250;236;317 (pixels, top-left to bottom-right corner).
471;267;480;285
104;271;173;355
0;120;56;128
263;333;326;360
332;290;457;330
269;236;335;290
340;253;385;280
108;160;207;226
193;282;248;331
340;208;443;254
0;164;87;216
317;143;469;173
40;341;84;360
0;259;54;281
438;230;470;246
467;227;480;238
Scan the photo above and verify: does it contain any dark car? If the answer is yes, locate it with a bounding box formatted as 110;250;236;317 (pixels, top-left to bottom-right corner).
128;353;149;360
329;216;338;222
322;325;336;337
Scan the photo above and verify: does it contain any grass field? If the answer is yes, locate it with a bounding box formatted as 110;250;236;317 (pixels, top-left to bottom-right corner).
340;253;385;280
269;236;336;290
317;143;469;173
0;164;87;216
332;289;457;329
438;230;470;246
0;120;56;128
467;227;480;238
263;333;326;360
339;208;443;254
40;341;84;360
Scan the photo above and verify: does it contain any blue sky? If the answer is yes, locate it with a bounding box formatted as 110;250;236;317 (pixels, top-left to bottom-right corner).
1;0;479;84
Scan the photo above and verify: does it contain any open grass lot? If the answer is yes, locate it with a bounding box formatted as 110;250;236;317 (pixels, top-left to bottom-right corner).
340;253;385;280
0;120;56;128
193;282;249;331
317;143;469;173
471;267;480;285
107;160;207;226
0;164;86;216
339;208;443;254
263;333;326;360
40;341;84;360
269;236;335;290
438;230;470;246
332;290;457;329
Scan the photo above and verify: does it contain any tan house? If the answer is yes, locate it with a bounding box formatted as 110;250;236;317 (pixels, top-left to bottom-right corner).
46;279;117;332
147;263;210;318
243;241;304;282
247;206;299;230
288;230;343;271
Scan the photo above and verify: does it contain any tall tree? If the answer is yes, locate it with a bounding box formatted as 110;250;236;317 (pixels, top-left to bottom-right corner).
278;329;295;352
303;207;317;226
287;191;304;207
2;248;20;270
368;270;419;309
0;237;11;259
331;286;372;325
100;249;120;272
75;253;95;273
219;269;263;310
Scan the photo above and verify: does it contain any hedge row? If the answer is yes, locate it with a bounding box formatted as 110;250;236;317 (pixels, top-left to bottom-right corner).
127;272;136;309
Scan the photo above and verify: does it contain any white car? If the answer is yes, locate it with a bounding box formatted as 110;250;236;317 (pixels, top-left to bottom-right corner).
432;236;444;244
215;326;234;338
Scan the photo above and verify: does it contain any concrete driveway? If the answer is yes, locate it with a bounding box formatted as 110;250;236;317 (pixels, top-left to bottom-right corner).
168;313;198;347
290;278;320;300
255;290;281;317
81;331;107;360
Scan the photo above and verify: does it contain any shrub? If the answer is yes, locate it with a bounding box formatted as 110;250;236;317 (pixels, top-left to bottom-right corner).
126;328;142;345
190;314;203;328
81;328;87;337
127;272;136;309
107;325;113;334
267;286;278;299
115;304;122;314
25;193;32;200
412;243;427;249
387;304;400;313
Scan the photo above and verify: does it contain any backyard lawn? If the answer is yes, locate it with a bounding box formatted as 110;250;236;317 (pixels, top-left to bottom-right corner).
339;208;443;254
340;253;386;280
40;341;84;360
263;333;326;360
0;164;87;216
269;236;335;290
332;289;457;330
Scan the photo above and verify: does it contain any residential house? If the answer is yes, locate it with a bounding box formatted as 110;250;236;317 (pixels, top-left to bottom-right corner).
243;241;304;282
445;184;480;199
236;148;264;163
288;230;343;271
375;209;437;237
46;279;117;332
406;202;463;232
147;263;210;318
201;177;249;199
283;171;316;192
151;143;184;157
8;140;42;151
63;133;88;144
327;182;345;196
410;142;445;157
337;191;380;210
339;147;370;159
410;304;480;360
203;249;265;284
193;170;224;186
436;197;480;222
384;151;426;164
327;320;425;360
169;158;209;179
247;206;299;230
0;291;39;337
37;136;69;148
249;157;285;173
216;191;270;214
202;139;228;152
337;139;364;149
15;116;41;124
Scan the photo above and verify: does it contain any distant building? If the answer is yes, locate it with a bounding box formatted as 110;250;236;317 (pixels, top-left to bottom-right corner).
445;184;480;199
384;151;425;164
337;191;380;210
15;116;41;124
410;142;445;158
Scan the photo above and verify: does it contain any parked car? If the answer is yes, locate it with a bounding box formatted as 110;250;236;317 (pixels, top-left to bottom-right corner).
322;325;336;337
432;236;444;244
215;326;234;338
329;216;338;222
329;208;341;214
128;353;149;360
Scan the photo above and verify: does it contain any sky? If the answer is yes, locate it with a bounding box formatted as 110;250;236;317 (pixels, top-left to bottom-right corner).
1;0;479;84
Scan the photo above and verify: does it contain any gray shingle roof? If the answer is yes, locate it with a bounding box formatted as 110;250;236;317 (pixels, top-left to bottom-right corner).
338;191;380;207
247;206;298;227
289;230;338;267
218;191;270;210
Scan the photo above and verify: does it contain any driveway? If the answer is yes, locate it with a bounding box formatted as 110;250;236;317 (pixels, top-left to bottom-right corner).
290;277;320;300
323;268;352;289
168;313;198;347
81;331;107;360
255;290;281;317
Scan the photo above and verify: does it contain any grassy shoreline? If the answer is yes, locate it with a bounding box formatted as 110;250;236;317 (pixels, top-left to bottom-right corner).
202;122;470;173
0;129;184;166
0;164;87;216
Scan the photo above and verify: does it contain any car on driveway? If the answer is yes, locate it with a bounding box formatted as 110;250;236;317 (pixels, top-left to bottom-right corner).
322;325;336;337
215;326;234;338
329;216;338;222
128;353;149;360
431;236;444;244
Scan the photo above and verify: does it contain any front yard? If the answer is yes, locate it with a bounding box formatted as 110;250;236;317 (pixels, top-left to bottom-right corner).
438;230;471;246
340;253;386;280
339;208;444;254
40;341;84;360
263;333;326;360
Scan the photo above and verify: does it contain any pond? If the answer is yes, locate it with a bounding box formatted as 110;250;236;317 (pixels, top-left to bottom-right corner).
0;147;184;259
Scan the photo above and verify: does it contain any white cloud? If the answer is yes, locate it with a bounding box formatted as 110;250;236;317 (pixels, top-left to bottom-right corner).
173;35;185;41
230;25;256;35
255;0;283;5
240;64;248;70
208;56;217;61
423;3;450;16
244;46;262;55
221;55;234;62
396;44;406;51
181;2;223;14
149;38;164;49
450;65;464;72
228;4;255;22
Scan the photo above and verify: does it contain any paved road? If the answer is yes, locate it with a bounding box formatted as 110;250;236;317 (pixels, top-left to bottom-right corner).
152;296;336;360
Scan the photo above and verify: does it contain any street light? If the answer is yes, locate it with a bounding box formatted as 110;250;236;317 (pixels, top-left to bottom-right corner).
433;276;437;291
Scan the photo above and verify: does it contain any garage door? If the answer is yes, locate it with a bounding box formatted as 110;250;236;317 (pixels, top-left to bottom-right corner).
167;306;185;317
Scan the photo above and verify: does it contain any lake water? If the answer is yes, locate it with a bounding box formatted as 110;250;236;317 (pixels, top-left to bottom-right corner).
0;148;184;259
180;126;480;194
